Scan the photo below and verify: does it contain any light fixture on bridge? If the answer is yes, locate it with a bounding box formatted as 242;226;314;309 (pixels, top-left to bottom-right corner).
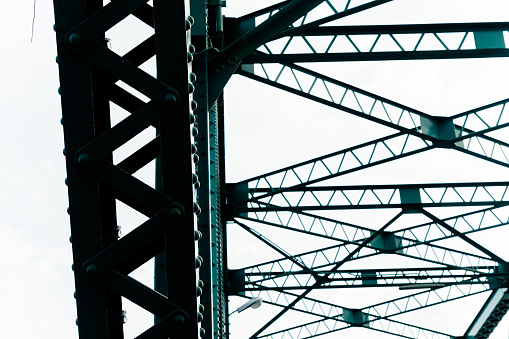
231;296;263;316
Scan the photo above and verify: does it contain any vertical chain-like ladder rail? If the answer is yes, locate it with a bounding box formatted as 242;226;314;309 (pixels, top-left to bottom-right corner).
192;1;229;337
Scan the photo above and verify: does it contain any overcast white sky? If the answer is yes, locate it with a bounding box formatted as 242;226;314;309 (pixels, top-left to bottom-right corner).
1;0;509;338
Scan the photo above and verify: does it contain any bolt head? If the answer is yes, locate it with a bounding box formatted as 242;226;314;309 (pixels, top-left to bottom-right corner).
172;314;186;327
85;264;100;277
68;32;82;49
77;153;91;166
169;207;182;219
194;230;202;241
164;93;177;105
193;202;201;215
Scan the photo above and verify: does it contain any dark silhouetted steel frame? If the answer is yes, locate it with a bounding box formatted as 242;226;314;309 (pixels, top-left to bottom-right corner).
53;0;509;338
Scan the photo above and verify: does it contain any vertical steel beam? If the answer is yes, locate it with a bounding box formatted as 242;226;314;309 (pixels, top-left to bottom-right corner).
216;93;229;339
191;0;215;338
191;1;229;337
153;0;201;338
54;0;110;337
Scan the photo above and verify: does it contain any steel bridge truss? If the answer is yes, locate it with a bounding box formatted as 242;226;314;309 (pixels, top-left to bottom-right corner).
53;0;509;338
225;1;509;339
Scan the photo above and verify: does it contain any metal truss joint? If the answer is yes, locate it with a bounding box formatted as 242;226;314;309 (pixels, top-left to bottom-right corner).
342;308;370;327
369;231;404;254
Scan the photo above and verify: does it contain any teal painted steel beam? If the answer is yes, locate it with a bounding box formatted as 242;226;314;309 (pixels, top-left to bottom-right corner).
278;22;509;37
244;49;509;63
464;288;509;339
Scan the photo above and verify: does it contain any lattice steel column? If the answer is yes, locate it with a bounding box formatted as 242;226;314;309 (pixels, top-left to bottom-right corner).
54;0;210;337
